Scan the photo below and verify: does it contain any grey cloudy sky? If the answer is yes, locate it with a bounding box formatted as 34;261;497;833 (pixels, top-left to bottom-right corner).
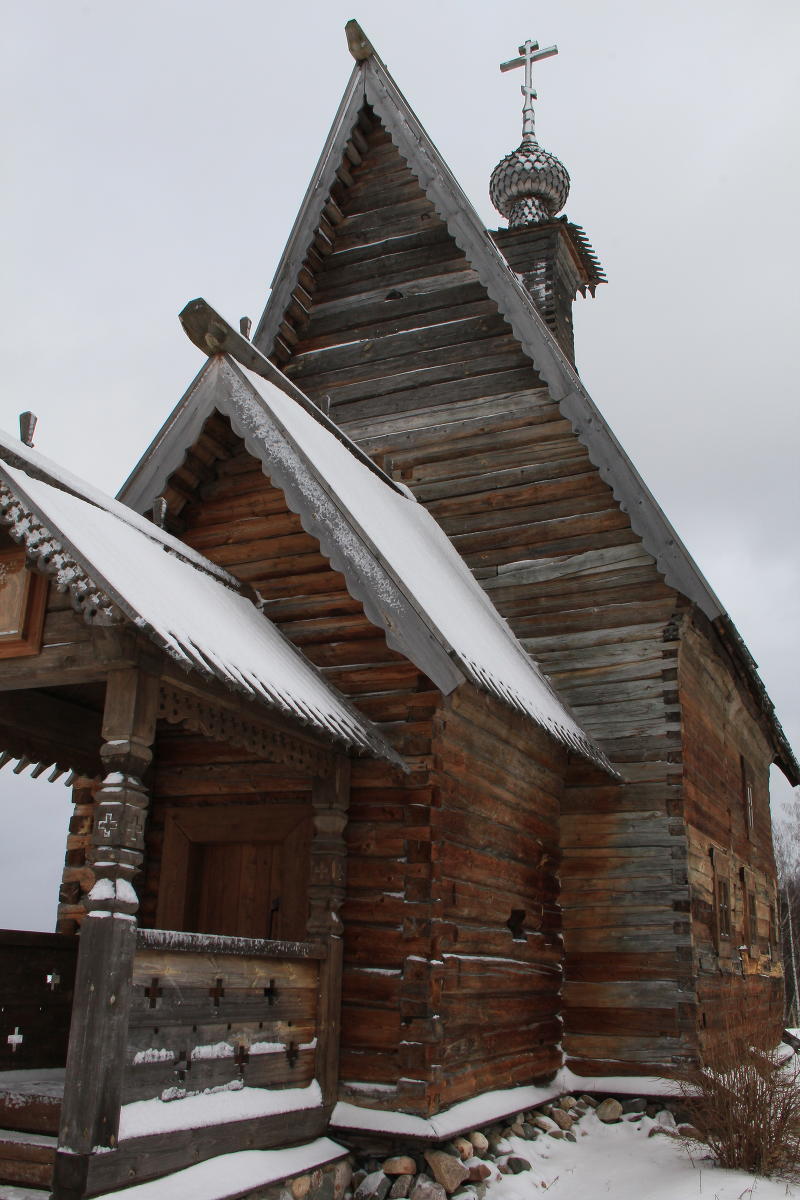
1;0;798;928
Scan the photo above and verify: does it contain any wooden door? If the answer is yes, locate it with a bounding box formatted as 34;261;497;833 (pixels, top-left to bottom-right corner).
156;803;312;941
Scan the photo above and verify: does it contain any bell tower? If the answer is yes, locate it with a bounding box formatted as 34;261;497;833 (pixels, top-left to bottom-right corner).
489;38;605;364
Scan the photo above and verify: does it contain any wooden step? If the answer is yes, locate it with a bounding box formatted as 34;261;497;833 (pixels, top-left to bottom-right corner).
0;1186;52;1199
0;1129;56;1190
0;1070;63;1136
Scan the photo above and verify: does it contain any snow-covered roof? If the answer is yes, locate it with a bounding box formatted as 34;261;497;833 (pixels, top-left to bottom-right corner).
235;363;608;763
0;434;398;763
118;348;610;771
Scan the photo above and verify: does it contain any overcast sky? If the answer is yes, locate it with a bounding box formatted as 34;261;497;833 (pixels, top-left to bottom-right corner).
1;0;798;929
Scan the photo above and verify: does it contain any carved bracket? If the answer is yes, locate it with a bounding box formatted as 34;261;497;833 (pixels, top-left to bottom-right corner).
0;484;121;626
158;681;333;775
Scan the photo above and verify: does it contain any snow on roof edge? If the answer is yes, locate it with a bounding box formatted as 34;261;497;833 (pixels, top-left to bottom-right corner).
0;458;401;765
225;362;613;776
0;428;238;589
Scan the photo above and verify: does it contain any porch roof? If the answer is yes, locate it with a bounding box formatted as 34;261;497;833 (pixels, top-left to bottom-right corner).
0;435;399;764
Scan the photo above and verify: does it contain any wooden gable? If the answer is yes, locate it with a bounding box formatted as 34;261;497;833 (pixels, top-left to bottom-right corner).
156;408;435;734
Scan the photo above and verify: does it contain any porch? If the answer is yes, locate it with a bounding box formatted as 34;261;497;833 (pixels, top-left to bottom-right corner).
0;649;354;1198
0;926;339;1197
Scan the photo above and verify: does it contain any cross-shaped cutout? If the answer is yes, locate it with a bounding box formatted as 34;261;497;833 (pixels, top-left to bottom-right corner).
234;1044;249;1072
46;972;61;991
175;1049;192;1081
209;977;225;1008
144;977;162;1009
286;1040;298;1069
7;1027;23;1052
97;811;117;840
263;979;278;1007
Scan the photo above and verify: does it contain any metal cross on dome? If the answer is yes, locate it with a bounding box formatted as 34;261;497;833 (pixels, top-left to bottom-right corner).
500;38;559;144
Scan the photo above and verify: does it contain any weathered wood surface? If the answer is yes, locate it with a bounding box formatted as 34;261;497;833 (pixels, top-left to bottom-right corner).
138;103;785;1105
123;942;322;1103
679;616;784;1044
80;1105;329;1197
0;931;77;1074
260;110;693;1080
0;1129;56;1189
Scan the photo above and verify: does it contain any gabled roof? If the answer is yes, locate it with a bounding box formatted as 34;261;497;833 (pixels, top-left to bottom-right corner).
248;29;799;786
254;41;723;620
0;434;398;764
118;337;611;774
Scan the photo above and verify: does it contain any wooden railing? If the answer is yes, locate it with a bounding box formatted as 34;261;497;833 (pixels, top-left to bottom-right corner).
123;929;324;1102
54;927;341;1199
0;929;77;1072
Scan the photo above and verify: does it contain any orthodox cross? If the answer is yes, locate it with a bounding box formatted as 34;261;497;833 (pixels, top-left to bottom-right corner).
500;39;558;144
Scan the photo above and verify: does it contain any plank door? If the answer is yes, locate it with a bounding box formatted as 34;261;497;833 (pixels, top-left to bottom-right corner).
156;803;312;941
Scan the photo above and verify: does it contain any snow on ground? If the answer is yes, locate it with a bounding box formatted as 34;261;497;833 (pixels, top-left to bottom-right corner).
332;1074;681;1139
488;1109;799;1200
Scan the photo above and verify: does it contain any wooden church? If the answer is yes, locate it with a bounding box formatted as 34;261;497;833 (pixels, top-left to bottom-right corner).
0;21;795;1200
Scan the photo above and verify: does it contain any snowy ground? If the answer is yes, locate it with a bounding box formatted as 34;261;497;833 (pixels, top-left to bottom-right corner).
488;1109;799;1200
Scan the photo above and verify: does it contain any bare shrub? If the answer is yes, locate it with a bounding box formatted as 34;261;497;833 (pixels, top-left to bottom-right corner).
679;1015;800;1178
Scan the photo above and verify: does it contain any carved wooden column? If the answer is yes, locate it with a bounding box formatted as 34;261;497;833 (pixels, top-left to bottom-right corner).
54;668;158;1200
309;755;350;1108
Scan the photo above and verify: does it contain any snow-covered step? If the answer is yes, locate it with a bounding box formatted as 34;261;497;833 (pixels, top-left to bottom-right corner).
0;1186;51;1199
0;1127;56;1191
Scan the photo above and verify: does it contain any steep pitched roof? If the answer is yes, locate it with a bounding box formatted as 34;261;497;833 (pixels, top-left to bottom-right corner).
0;433;398;763
118;340;611;773
254;47;723;619
249;33;799;786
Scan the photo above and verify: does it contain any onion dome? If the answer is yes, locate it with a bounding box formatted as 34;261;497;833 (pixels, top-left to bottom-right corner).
490;140;570;226
492;38;570;227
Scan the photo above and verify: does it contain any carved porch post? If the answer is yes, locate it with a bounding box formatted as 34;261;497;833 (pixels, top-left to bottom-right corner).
54;668;158;1200
309;755;350;1107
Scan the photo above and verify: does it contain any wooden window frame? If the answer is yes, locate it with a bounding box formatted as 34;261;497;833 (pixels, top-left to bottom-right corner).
717;878;731;940
768;901;778;959
711;846;732;952
740;755;755;839
747;889;758;955
0;549;47;659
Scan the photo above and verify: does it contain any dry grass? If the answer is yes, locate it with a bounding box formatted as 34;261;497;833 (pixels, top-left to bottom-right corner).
679;1018;800;1179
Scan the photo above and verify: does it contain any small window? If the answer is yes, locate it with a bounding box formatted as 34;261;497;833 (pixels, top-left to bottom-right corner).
0;548;47;658
717;879;731;939
741;756;755;835
769;903;778;958
747;891;758;953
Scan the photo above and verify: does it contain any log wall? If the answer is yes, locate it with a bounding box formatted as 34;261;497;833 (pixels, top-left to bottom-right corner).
151;411;572;1115
429;686;566;1110
679;616;784;1045
269;108;695;1078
